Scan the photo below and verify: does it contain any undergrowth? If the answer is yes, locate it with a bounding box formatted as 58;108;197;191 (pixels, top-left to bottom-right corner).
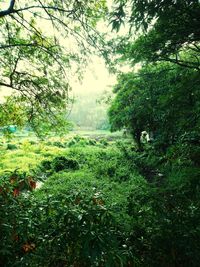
0;135;199;266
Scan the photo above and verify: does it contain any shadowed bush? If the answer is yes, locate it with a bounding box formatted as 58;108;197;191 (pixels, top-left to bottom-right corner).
39;156;79;175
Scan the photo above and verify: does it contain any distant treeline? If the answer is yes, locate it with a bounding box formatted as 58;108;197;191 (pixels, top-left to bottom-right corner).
69;91;110;130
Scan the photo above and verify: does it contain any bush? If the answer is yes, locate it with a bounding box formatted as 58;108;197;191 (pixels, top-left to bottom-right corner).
67;139;76;147
166;134;200;167
126;169;200;267
7;143;18;150
51;156;79;172
10;172;135;267
40;159;52;171
1;138;200;267
39;156;79;175
65;145;138;182
0;171;36;266
99;138;108;146
52;141;66;148
88;139;97;146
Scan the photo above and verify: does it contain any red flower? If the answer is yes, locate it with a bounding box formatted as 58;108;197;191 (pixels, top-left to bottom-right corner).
13;188;20;197
29;180;36;189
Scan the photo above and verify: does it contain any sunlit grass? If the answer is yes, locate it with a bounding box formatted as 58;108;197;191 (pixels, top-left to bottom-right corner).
0;130;129;175
0;138;66;174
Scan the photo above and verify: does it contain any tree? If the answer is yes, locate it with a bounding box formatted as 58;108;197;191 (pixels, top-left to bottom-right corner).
109;63;200;150
110;0;200;69
69;91;110;130
0;0;107;135
108;0;200;151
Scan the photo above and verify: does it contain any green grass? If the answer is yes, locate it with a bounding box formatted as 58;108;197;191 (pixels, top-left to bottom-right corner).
0;138;66;174
0;131;132;175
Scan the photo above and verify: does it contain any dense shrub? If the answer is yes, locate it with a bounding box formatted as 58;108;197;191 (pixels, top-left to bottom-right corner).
127;168;200;267
65;146;139;182
67;137;91;148
52;141;66;148
39;156;79;175
114;142;165;182
88;139;97;146
67;139;76;147
40;159;52;170
1;137;200;266
0;171;36;267
7;143;18;150
166;132;200;168
8;172;137;267
51;156;79;172
99;138;108;146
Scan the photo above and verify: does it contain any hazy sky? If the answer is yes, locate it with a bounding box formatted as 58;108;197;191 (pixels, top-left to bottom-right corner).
71;57;116;94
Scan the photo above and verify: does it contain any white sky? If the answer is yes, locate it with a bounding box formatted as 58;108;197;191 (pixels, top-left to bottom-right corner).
71;57;116;94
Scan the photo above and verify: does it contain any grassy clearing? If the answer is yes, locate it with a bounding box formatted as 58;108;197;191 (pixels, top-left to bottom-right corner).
0;131;131;175
0;139;65;174
0;129;131;175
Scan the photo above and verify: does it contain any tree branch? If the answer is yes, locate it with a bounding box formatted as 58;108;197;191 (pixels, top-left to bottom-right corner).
0;43;37;49
9;52;20;87
0;2;75;18
0;81;13;88
163;57;200;71
0;0;15;17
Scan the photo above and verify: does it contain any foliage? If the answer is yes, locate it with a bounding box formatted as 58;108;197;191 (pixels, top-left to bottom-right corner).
0;0;108;135
0;136;200;266
109;63;200;150
127;168;200;267
21;172;135;267
0;138;65;174
110;0;200;69
0;96;26;127
7;143;18;150
40;155;79;175
0;164;139;266
0;170;36;266
0;0;199;265
166;131;200;167
108;0;200;151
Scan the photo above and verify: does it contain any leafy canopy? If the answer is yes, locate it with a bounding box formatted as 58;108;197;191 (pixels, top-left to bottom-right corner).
0;0;108;135
108;0;200;150
110;0;200;69
109;63;200;149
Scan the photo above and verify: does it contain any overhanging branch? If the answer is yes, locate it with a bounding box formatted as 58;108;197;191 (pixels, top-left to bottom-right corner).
0;2;74;18
0;0;15;17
